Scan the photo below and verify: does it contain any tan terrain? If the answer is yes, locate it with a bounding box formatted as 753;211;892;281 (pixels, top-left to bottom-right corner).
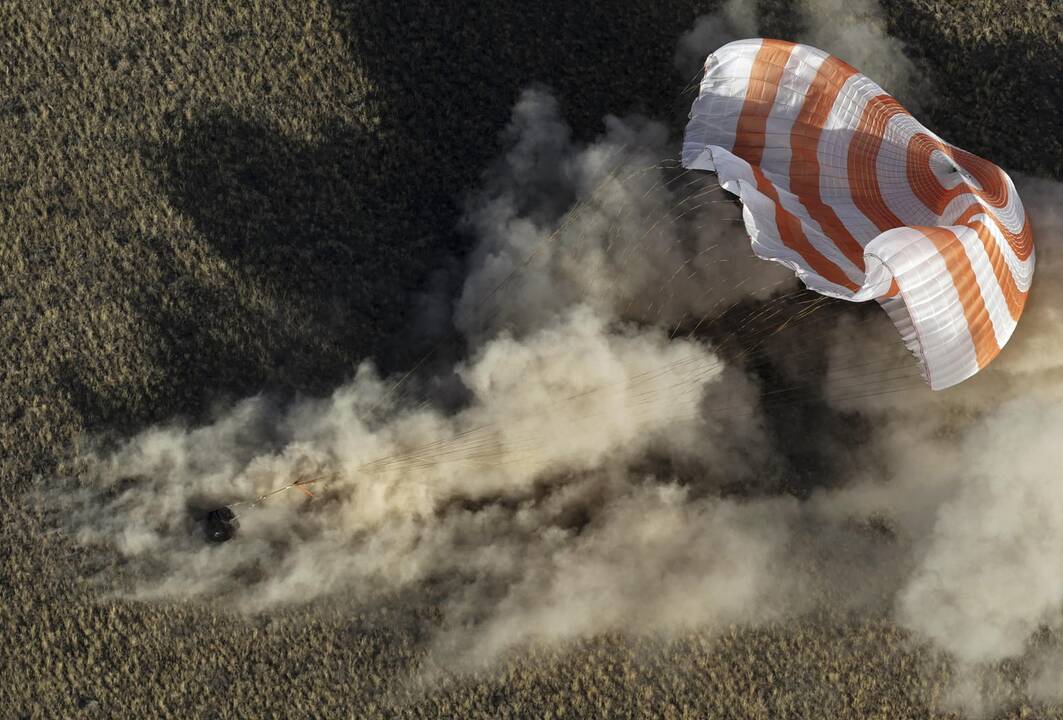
2;1;1061;717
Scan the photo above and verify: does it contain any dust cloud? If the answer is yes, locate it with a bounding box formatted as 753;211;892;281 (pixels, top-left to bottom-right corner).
59;6;1063;713
64;88;802;666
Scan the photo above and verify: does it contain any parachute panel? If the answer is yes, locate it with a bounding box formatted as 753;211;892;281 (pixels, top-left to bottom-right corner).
683;39;1034;389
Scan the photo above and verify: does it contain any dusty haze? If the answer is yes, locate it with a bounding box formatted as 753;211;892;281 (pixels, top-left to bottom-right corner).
19;0;1063;717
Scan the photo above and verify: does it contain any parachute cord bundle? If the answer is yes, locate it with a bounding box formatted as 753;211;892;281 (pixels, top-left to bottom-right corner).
222;161;923;514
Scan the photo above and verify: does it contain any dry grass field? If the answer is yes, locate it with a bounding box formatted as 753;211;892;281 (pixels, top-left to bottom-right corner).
2;0;1061;717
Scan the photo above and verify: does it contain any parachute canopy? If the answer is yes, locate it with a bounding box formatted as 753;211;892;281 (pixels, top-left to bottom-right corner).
683;39;1034;390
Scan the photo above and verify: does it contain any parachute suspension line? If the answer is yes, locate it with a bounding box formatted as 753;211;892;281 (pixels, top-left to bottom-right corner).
376;291;854;468
267;291;916;494
224;123;944;510
282;33;1025;485
228;476;321;517
385;364;924;475
231;143;697;507
603;176;730;321
678;62;710;99
346;357;925;478
252;297;918;482
345;304;917;479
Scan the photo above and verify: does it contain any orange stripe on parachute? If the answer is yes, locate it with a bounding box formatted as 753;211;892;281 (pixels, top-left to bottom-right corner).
750;166;860;292
917;226;1000;369
848;95;907;233
906;134;1033;262
847;95;911;299
954;204;1028;322
732;40;794;166
733;42;860;293
788;55;867;272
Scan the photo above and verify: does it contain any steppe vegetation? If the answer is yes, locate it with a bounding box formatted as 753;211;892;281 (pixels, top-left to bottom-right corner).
2;0;1060;717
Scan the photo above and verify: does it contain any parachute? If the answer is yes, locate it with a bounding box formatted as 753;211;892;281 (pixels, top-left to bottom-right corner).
683;39;1034;389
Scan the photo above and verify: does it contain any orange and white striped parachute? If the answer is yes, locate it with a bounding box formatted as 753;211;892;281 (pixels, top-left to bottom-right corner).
683;39;1034;389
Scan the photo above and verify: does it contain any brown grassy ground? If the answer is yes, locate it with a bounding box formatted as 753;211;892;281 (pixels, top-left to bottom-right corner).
1;0;1061;717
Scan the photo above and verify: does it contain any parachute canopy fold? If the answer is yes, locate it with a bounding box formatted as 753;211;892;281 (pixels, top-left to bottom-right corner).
683;39;1034;389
